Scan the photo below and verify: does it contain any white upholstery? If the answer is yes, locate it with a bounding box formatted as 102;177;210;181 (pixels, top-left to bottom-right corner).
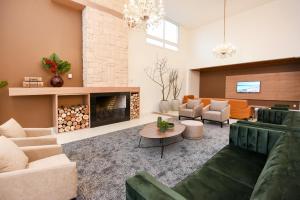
0;118;26;138
0;136;28;173
0;145;77;200
210;100;228;111
202;103;231;126
181;120;203;139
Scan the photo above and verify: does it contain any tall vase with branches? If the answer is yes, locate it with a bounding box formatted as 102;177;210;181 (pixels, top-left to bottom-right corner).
169;69;183;111
145;57;171;113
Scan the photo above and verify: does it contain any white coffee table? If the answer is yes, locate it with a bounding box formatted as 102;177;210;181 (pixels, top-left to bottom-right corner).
181;120;203;139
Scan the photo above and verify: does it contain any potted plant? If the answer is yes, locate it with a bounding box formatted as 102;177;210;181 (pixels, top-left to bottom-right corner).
169;69;183;111
145;58;171;113
0;81;8;89
42;53;71;87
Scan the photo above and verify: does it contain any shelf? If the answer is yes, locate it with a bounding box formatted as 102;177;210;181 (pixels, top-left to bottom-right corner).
9;87;140;96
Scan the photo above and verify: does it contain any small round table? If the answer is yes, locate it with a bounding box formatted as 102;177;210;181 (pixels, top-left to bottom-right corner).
181;120;204;139
138;123;186;158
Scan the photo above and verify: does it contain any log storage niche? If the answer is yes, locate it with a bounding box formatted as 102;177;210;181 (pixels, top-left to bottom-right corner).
58;105;89;133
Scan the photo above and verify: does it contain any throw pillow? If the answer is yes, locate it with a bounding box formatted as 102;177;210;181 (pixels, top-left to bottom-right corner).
187;99;200;109
0;136;29;173
210;100;228;111
0;118;26;138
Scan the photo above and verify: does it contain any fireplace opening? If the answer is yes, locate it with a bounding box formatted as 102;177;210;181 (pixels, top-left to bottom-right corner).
90;93;130;127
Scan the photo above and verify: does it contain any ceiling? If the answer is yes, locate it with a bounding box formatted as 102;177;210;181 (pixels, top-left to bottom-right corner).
163;0;275;29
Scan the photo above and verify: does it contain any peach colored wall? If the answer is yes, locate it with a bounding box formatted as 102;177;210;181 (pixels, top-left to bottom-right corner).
0;0;82;127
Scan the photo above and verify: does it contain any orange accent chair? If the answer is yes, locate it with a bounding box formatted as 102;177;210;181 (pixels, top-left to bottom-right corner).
227;99;252;119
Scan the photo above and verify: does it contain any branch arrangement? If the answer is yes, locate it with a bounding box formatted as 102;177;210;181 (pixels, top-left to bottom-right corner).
169;69;183;100
145;57;183;101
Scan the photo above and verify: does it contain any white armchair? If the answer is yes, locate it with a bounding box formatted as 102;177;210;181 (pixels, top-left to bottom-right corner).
179;99;203;120
202;100;231;128
0;145;77;200
0;119;57;147
11;128;57;147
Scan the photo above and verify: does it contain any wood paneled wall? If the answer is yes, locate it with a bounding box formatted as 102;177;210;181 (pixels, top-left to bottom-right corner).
225;71;300;101
196;58;300;109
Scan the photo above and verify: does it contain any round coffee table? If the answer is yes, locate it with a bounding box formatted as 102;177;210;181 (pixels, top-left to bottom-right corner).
138;123;186;158
181;120;204;139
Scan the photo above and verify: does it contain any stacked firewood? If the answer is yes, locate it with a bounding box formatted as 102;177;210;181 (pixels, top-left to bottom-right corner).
130;93;140;119
57;105;89;133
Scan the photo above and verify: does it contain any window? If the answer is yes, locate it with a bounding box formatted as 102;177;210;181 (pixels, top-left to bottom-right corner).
146;19;179;51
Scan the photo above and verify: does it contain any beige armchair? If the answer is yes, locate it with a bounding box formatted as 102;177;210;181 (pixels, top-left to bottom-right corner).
179;99;203;120
202;100;230;128
0;145;77;200
11;128;57;147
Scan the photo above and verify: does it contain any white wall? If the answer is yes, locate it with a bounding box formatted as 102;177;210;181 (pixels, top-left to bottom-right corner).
190;0;300;68
128;26;192;115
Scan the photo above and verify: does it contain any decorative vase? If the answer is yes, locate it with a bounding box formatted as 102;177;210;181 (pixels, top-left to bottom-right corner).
50;74;64;87
159;100;170;113
170;99;180;111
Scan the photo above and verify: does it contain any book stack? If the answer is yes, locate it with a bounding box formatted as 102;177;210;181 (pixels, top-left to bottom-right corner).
23;77;44;88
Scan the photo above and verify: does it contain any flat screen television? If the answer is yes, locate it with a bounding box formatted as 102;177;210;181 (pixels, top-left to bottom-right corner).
236;81;260;93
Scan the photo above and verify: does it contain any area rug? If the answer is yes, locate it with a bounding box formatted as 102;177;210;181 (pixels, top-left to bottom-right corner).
63;121;230;200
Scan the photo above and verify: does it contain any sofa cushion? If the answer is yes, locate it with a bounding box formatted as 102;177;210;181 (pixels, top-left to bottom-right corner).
0;136;28;172
250;132;300;200
173;145;266;200
186;99;200;109
210;100;228;111
257;109;289;125
204;145;267;188
203;111;221;121
28;154;70;169
0;118;26;138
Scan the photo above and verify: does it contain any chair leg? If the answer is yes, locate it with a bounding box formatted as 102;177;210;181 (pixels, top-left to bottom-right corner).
227;119;230;124
178;116;181;120
221;122;223;128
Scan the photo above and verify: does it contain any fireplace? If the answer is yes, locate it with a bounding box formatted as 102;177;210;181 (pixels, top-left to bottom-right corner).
90;93;130;127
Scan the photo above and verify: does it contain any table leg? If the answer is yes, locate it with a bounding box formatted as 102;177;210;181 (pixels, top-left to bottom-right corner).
160;138;164;158
138;137;142;148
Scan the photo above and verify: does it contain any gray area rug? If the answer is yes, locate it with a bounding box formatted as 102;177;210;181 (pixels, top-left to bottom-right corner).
63;120;230;200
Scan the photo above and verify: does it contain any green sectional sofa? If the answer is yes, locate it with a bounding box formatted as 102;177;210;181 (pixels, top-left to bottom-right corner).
126;109;300;200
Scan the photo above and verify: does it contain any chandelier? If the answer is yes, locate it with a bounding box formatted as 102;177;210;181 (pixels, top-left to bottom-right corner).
123;0;165;29
213;0;236;58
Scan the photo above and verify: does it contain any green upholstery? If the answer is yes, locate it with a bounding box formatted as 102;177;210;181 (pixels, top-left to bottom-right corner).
236;120;288;131
250;132;300;200
126;172;186;200
257;109;289;125
173;145;266;200
229;124;284;155
271;104;290;111
126;110;300;200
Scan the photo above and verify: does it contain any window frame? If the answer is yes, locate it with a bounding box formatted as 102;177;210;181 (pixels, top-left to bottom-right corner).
146;19;179;51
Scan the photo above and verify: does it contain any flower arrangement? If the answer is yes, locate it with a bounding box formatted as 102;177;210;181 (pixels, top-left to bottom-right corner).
41;53;71;75
0;81;8;88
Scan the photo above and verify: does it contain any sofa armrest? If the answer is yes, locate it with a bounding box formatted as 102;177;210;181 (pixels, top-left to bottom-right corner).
221;105;231;121
20;145;62;162
126;172;186;200
179;103;187;111
0;163;77;200
11;136;57;147
202;104;210;113
24;128;53;137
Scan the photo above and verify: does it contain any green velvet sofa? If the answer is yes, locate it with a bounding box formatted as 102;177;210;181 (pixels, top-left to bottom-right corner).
126;109;300;200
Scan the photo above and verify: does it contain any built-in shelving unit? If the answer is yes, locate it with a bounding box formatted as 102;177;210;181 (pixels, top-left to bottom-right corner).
9;87;140;133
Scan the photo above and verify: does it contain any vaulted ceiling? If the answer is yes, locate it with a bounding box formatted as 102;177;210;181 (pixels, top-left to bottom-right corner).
163;0;275;29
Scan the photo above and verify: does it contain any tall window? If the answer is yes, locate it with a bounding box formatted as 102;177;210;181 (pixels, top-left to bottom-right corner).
146;19;179;51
